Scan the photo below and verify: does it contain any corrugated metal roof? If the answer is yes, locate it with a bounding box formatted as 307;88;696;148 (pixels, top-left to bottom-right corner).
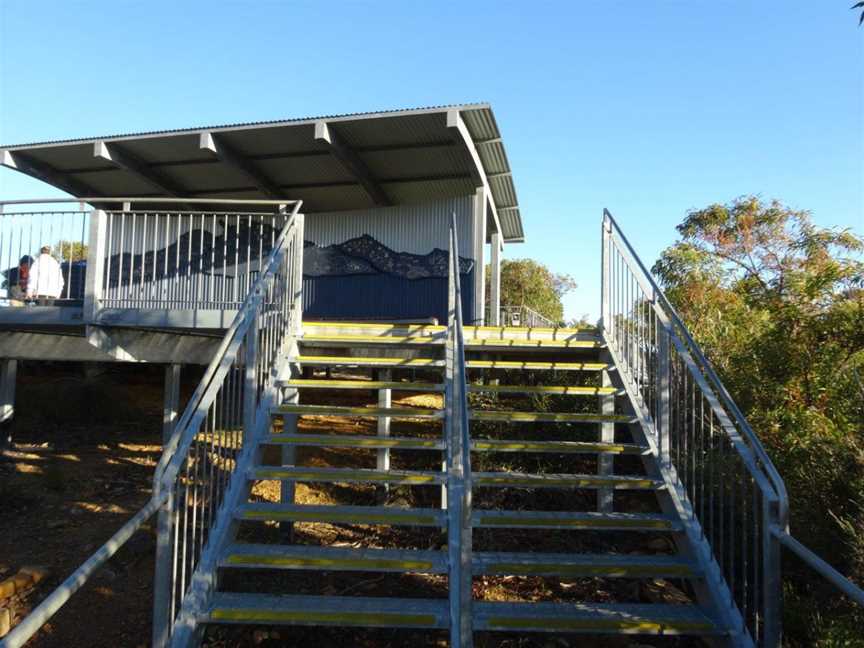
0;103;524;242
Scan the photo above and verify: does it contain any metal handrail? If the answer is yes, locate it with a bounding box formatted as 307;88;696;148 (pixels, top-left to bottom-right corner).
773;527;864;606
601;208;864;645
445;214;472;647
0;197;301;207
0;202;303;648
602;208;789;521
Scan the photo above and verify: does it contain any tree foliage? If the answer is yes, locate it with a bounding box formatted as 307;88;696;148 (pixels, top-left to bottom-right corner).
490;258;577;324
653;196;864;644
54;240;88;261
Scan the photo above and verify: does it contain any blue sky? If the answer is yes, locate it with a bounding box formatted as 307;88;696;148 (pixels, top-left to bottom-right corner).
1;1;861;320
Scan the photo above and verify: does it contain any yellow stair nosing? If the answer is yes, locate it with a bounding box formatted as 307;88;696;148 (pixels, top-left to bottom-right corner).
474;473;659;489
274;404;442;418
468;384;618;396
302;334;444;344
211;608;437;627
295;355;444;367
266;433;443;449
484;617;714;633
471;440;644;454
470;411;633;423
466;360;609;371
464;338;602;348
303;320;445;330
285;379;443;391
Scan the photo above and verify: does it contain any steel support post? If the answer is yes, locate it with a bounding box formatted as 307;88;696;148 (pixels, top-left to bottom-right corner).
152;489;174;648
0;358;17;447
489;231;502;326
598;350;615;512
762;498;783;647
83;209;107;324
280;387;299;539
162;364;181;445
377;369;392;499
601;214;611;330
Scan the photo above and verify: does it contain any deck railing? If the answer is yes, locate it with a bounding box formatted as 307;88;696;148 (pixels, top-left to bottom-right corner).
0;206;89;304
0;205;304;648
491;304;555;328
601;208;863;646
0;198;300;319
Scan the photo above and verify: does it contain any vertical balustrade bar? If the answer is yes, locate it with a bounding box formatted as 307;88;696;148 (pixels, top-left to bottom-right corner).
656;325;671;462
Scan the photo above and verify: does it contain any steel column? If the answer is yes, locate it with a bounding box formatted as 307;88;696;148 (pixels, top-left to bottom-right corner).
281;387;299;539
83;209;106;323
601;213;611;330
377;369;392;496
472;188;486;326
152;489;174;648
0;358;17;446
489;231;501;326
762;498;782;647
598;351;615;512
162;364;181;445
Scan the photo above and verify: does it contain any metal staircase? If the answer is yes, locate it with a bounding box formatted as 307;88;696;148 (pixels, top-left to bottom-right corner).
4;210;862;648
197;314;725;644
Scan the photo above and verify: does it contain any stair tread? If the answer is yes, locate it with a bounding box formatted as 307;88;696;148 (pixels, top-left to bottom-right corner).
464;338;602;349
473;601;719;634
302;334;444;345
473;472;662;489
221;543;447;573
284;379;443;391
465;324;598;336
469;384;618;396
237;503;446;526
472;551;697;577
466;359;609;371
266;433;444;450
250;466;445;485
471;410;635;423
303;321;446;333
473;509;680;531
471;439;645;454
207;592;448;629
273;404;443;418
294;355;444;368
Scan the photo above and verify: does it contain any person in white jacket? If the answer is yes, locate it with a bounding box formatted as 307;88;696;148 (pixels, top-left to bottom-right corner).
26;246;65;305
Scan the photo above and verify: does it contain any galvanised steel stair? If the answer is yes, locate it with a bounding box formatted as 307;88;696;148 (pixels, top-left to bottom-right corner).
197;319;724;644
7;212;861;648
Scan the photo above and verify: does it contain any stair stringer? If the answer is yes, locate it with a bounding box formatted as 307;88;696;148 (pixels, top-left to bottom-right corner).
167;349;295;648
601;335;750;648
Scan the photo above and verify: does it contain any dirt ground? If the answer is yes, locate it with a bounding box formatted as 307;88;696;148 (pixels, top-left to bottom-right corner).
2;364;704;648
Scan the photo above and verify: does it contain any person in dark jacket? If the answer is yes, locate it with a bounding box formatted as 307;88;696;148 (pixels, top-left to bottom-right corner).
8;255;32;306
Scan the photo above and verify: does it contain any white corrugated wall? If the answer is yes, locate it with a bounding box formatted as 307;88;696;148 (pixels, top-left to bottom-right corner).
304;195;476;259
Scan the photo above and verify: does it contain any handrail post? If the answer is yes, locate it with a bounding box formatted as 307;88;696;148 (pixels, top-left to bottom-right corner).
601;211;611;331
152;488;174;648
243;313;259;447
83;209;106;324
290;213;305;336
763;497;783;647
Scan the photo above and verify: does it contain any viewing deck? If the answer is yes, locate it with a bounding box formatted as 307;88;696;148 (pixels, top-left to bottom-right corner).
0;198;302;364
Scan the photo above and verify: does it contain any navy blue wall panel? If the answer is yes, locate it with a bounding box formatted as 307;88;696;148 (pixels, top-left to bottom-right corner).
302;270;474;324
